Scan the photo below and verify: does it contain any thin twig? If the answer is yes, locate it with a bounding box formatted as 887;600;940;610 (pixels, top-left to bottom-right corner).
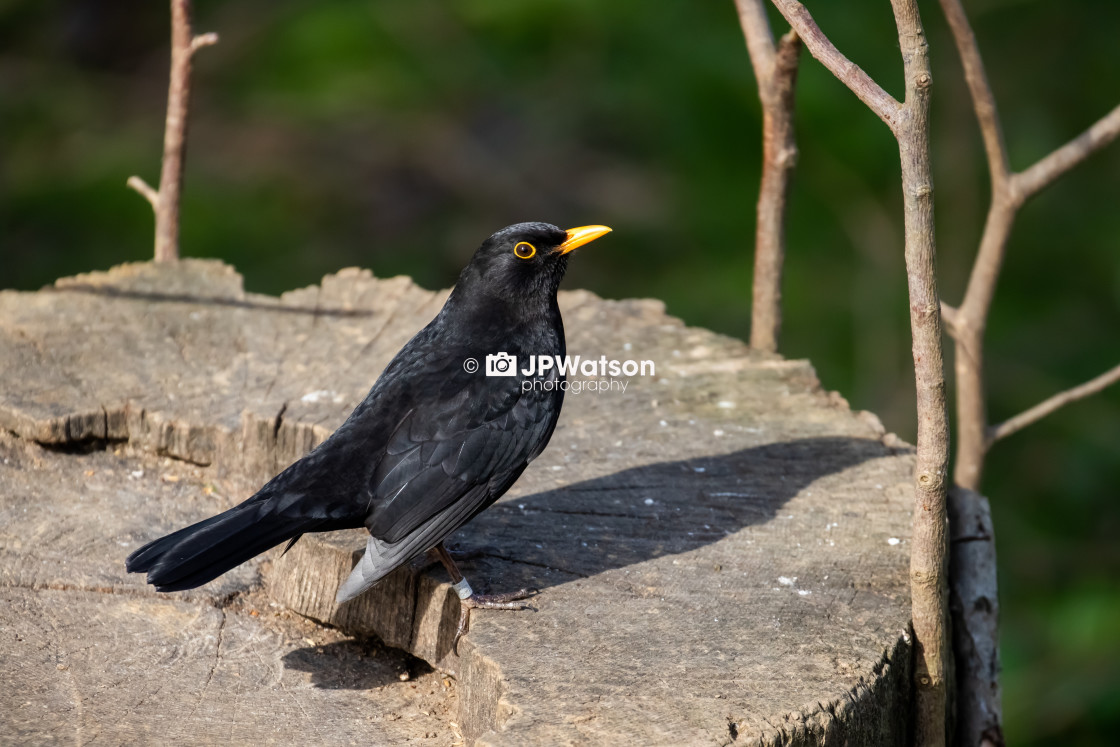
936;6;1010;716
126;176;160;210
154;0;196;262
950;200;1014;490
940;301;959;336
1011;103;1120;203
190;32;219;54
736;0;777;86
940;0;1120;491
766;2;950;743
940;1;1117;737
775;31;802;91
769;0;902;132
940;0;1019;490
939;0;1015;481
941;8;1119;739
736;0;802;352
988;363;1120;444
886;0;951;741
130;0;217;263
939;0;1009;189
749;30;801;351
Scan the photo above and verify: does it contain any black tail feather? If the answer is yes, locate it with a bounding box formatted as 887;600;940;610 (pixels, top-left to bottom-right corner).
126;512;230;574
281;534;304;556
126;500;319;592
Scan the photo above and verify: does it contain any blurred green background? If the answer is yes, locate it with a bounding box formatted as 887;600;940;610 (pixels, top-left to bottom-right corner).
2;0;1118;741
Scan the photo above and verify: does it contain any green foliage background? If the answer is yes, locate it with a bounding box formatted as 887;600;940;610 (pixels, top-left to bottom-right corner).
2;0;1118;741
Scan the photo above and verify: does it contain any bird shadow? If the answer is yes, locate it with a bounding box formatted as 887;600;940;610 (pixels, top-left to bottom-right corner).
295;434;900;675
442;435;897;594
280;637;433;690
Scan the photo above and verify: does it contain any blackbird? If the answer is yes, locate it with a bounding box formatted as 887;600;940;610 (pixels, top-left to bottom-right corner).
126;222;611;648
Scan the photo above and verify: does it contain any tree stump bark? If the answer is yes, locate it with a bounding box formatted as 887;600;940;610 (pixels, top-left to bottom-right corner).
1;261;917;744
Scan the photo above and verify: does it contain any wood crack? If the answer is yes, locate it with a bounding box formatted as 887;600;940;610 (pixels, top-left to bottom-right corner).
187;609;226;722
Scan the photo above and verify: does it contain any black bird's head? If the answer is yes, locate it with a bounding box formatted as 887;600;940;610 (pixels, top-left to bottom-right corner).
453;222;611;303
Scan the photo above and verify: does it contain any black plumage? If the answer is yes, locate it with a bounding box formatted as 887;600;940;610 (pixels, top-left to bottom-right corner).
126;222;610;642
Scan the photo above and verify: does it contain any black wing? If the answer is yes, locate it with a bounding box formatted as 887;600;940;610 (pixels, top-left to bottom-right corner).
363;366;560;543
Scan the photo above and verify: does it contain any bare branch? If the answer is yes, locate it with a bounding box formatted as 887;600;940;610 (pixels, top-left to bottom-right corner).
942;0;1120;490
769;0;902;132
988;363;1120;444
940;301;959;337
932;1;1116;740
775;28;801;71
938;0;1010;190
748;31;800;353
131;0;217;263
127;176;160;210
938;0;1013;488
952;201;1015;491
735;0;777;88
763;2;950;739
886;2;951;741
1011;103;1120;203
190;32;219;55
739;1;802;353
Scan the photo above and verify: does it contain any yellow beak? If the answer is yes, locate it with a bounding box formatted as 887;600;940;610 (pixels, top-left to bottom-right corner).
557;225;612;255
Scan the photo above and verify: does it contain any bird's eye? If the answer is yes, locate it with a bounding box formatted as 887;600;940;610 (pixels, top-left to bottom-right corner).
513;242;536;259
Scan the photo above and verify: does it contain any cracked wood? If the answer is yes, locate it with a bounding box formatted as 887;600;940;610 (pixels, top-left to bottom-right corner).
2;260;918;745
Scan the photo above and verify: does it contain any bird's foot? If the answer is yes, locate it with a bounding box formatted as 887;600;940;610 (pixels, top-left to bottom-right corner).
453;586;538;655
432;542;537;654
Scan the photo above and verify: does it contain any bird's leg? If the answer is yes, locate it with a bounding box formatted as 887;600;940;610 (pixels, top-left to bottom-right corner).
414;542;503;572
432;542;536;654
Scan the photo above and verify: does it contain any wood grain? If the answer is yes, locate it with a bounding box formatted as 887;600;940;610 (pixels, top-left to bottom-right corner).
1;260;917;744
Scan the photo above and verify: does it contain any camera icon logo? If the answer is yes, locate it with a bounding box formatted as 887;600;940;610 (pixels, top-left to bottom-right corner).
485;352;518;377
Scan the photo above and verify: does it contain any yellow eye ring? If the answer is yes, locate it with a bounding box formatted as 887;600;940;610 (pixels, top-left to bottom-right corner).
513;241;536;259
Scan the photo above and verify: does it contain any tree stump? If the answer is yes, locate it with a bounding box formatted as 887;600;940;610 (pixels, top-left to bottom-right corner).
1;261;916;744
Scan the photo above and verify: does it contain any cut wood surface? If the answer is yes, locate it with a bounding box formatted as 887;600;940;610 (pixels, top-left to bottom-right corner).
0;433;458;745
1;260;916;744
